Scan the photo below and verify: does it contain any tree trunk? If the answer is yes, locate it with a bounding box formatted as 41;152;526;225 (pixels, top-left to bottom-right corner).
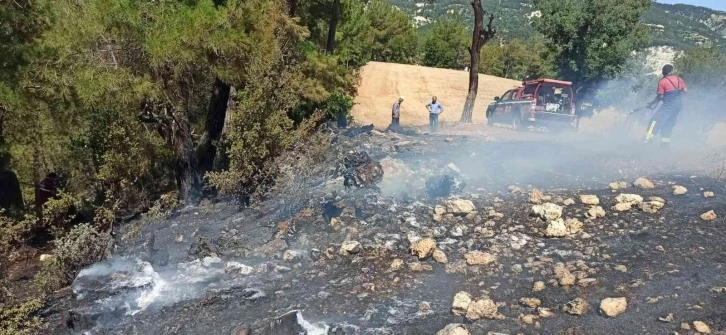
196;78;230;175
174;111;201;204
460;0;495;124
286;0;298;16
326;0;341;54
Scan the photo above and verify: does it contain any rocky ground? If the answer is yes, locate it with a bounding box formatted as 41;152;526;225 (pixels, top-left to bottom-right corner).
37;125;726;335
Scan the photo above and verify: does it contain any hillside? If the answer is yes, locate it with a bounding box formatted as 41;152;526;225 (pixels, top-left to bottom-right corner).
394;0;726;49
351;62;521;128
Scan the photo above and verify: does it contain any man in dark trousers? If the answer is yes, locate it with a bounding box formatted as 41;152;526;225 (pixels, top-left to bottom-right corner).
645;64;687;147
426;96;444;133
35;172;59;218
391;96;404;127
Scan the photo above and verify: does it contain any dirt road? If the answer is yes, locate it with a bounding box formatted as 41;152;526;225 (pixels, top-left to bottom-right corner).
352;62;520;129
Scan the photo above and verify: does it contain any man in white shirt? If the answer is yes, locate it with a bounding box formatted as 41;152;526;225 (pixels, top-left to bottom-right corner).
426;96;444;133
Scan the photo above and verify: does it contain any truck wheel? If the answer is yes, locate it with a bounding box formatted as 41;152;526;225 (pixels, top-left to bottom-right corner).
486;107;494;126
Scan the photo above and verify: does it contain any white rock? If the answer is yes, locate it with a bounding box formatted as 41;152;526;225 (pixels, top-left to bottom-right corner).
445;199;476;215
339;241;362;255
701;210;717;221
410;238;436;259
693;321;711;333
563;198;575;206
532;203;563;221
704;191;715;198
615;194;644;204
225;261;255;275
465;297;499;320
464;251;496;265
599;297;627;317
609;181;627;190
39;254;53;262
585;206;606;219
202;256;222;267
451;291;472;316
672;185;687;195
436;324;470;335
544;219;567;237
579;195;600;205
633;178;654;189
433;249;448;263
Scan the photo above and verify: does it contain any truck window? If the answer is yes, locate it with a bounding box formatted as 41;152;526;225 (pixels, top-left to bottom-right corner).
502;90;515;101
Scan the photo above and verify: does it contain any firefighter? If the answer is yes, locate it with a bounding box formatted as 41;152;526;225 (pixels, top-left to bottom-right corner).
644;64;687;147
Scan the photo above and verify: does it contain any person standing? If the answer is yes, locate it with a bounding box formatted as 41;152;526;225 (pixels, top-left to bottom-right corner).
426;96;443;133
644;64;687;147
391;96;404;127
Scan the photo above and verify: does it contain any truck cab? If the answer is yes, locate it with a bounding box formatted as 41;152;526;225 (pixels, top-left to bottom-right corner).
486;79;578;131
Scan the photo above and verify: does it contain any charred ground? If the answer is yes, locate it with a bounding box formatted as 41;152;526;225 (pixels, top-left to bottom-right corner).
37;125;726;335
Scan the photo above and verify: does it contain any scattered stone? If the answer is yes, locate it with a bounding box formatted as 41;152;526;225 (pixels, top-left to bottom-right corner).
634;178;655;189
329;217;342;230
445;199;476;215
390;259;404;271
339;241;361;255
701;210;717;221
408;262;433;272
532;203;563;221
693;321;711;333
563;198;575;206
585;206;606;219
464;251;496;265
282;250;303;261
533;281;546;292
614;265;628;273
39;254;52;262
563;298;589;315
530;189;544;204
410;238;436;260
465;298;500;320
615;193;644;204
445;137;454;143
202;256;222;267
655;245;666;253
226;262;255;275
451;291;472;316
599;297;627;317
520;298;541;308
578;278;598;287
436;324;470;335
565;218;583;235
711;287;726;293
640;201;665;213
659;313;674;323
681;322;691;330
174;234;184;243
433;249;448;264
519;314;538;324
580;195;600;205
544;219;568;238
704;191;715;198
434;205;446;215
609;181;627;190
672;185;688;195
419;301;431;312
537;307;554;318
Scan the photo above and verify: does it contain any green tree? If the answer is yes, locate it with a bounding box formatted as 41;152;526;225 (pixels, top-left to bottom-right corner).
421;15;470;69
533;0;651;95
366;0;419;64
674;47;726;89
479;39;555;80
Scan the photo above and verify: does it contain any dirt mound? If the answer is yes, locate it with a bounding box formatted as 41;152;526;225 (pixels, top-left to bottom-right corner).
352;62;521;129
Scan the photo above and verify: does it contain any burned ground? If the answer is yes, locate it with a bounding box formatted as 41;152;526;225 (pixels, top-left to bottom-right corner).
36;126;726;335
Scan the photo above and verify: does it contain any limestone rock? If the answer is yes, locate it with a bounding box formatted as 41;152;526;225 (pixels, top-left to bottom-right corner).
565;218;583;235
615;193;644;204
701;210;717;221
339;241;361;255
445;199;476;215
436;324;470;335
563;198;575;206
520;297;541;308
693;321;711;333
532;203;563;221
411;238;436;260
226;262;255;275
633;178;654;189
465;298;499;320
282;250;303;261
529;189;544;204
433;249;448;264
585;206;606;219
579;195;600;205
704;191;715;198
464;251;496;265
390;259;404;271
614;265;628;273
640;200;665;213
672;185;688;195
434;205;446;215
564;298;589;315
408;262;433;271
599;297;627;317
533;281;546;292
609;181;627;190
451;291;472;316
544;219;567;237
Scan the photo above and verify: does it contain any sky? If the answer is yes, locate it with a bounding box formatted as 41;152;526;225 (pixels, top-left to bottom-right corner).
657;0;726;11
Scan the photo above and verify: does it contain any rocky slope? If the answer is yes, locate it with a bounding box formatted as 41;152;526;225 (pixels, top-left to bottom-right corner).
39;125;726;335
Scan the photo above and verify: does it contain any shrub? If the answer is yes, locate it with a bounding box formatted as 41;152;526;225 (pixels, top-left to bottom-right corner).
34;224;109;292
324;90;354;120
0;298;43;335
143;191;182;220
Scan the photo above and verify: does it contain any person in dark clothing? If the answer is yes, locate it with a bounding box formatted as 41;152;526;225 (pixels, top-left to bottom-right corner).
35;172;59;217
0;153;23;212
391;96;404;127
644;64;687;147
